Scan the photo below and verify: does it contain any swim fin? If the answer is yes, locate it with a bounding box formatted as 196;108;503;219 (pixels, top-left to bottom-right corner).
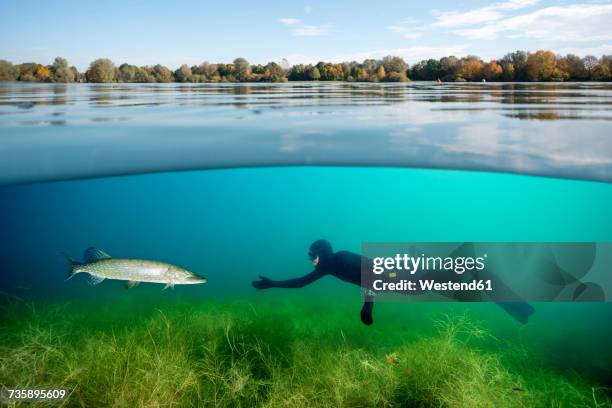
497;302;535;324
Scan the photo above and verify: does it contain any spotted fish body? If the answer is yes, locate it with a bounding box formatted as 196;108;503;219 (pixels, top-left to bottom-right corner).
64;247;206;289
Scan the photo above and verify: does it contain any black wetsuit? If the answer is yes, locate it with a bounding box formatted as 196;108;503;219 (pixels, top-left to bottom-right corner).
252;239;375;325
252;239;535;325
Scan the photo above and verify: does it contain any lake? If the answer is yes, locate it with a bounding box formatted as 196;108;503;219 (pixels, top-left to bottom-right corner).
0;82;611;406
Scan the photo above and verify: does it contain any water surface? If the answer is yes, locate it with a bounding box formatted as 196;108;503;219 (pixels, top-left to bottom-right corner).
1;82;612;184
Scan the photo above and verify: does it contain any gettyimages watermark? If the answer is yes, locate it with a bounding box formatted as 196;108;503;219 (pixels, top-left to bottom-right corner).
361;243;612;302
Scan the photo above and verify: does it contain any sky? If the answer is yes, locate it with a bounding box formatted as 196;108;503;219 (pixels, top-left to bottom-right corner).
1;0;612;70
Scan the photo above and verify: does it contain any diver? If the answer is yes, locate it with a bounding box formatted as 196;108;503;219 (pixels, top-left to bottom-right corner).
252;239;535;326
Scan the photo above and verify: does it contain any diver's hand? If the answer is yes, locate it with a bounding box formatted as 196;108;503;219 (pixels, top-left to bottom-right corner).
252;275;275;290
360;302;374;326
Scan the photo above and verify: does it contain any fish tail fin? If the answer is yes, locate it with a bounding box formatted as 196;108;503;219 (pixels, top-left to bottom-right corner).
62;252;82;280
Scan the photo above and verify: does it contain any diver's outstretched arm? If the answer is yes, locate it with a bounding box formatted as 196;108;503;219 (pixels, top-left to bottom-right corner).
252;269;325;289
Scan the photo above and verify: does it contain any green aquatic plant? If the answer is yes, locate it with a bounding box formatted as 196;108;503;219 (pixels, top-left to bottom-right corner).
0;296;609;407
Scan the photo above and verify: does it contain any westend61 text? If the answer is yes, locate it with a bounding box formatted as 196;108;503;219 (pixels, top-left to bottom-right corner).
372;279;493;292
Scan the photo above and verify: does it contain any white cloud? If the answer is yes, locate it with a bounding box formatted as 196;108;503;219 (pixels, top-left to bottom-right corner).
433;8;504;27
557;44;612;57
335;44;471;64
403;33;423;40
268;54;321;66
452;3;612;41
498;0;540;10
399;18;419;24
279;12;331;37
387;18;427;39
271;45;470;66
387;25;409;33
279;18;300;26
432;0;539;27
293;25;332;37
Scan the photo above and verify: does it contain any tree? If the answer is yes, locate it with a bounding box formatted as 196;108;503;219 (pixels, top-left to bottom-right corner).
385;71;408;82
4;51;612;84
51;57;75;82
376;65;386;81
439;56;459;81
233;58;251;81
134;67;155;83
381;56;407;75
174;64;193;82
362;59;378;77
191;62;218;81
602;55;612;72
502;63;515;81
482;60;502;81
152;64;173;82
526;50;556;81
316;62;340;80
262;62;283;81
118;63;138;82
457;56;483;81
355;67;368;81
550;67;569;82
423;59;443;80
591;64;611;81
34;64;51;81
306;65;320;80
380;57;408;81
87;58;116;82
0;60;16;81
16;63;38;81
289;64;306;81
582;56;598;77
556;54;585;80
70;66;81;82
500;51;528;81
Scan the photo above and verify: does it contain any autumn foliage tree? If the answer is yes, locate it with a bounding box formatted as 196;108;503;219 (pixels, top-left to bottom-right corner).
2;51;612;83
0;60;16;81
86;59;116;83
51;57;75;83
457;56;483;81
482;61;503;81
526;51;557;81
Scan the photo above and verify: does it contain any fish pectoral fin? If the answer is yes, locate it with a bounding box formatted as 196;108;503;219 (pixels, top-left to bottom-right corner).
125;281;140;289
163;283;174;291
88;276;105;285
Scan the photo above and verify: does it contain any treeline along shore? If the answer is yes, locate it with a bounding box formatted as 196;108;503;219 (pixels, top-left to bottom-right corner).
1;50;612;83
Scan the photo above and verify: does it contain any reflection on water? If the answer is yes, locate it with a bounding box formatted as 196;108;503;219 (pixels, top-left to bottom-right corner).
0;82;611;184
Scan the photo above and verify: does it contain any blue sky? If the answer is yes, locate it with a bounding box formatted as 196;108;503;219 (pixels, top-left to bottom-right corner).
1;0;611;70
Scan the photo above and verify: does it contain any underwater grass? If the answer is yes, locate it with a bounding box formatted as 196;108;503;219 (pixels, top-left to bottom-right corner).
0;295;609;408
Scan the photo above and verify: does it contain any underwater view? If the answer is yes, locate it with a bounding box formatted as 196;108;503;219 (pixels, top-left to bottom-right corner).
1;83;612;407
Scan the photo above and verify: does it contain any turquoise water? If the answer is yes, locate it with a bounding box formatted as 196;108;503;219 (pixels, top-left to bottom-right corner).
1;83;611;405
2;167;612;382
2;167;612;295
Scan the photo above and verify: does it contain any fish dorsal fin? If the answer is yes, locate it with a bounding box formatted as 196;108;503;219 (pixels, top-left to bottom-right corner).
84;247;112;262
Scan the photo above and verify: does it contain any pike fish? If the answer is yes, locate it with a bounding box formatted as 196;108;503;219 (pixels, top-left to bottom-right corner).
64;247;206;289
